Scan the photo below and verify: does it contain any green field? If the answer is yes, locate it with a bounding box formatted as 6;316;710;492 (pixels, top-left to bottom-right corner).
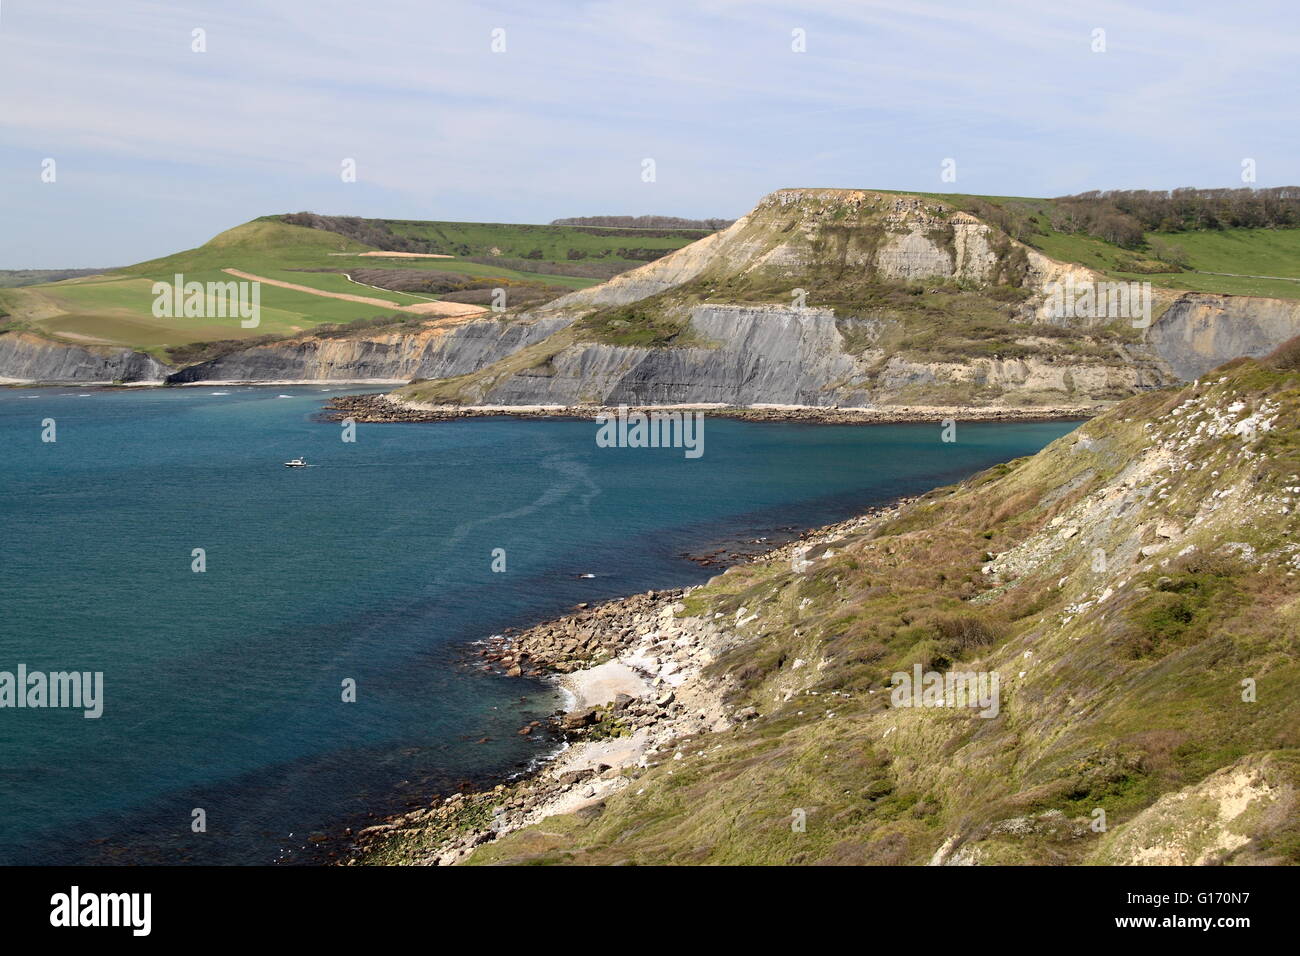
2;214;718;357
905;190;1300;300
1;217;658;357
117;220;607;289
378;218;710;263
326;257;596;288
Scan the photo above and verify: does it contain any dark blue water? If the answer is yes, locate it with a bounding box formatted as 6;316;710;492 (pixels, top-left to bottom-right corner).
0;386;1081;864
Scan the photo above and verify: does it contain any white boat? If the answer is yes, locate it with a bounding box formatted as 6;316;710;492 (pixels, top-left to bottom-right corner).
284;458;308;468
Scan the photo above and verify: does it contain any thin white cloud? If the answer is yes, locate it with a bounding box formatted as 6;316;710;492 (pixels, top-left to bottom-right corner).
0;0;1294;266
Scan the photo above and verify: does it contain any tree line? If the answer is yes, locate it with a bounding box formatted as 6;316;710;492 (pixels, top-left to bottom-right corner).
551;215;733;230
1049;187;1299;247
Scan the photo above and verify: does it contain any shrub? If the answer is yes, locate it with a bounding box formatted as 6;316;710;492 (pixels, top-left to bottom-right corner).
932;612;1001;652
1264;334;1300;372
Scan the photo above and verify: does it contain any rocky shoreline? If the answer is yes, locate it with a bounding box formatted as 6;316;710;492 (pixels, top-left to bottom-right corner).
322;391;1104;426
341;505;903;865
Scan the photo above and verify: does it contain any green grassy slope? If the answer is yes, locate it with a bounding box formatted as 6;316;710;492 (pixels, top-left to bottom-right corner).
906;191;1300;300
405;344;1300;865
2;222;405;353
378;218;712;264
4;214;717;357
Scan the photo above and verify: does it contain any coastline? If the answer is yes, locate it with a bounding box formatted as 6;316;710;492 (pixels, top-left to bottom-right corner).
342;503;905;865
5;381;1108;427
335;395;1100;864
0;379;408;388
323;391;1107;426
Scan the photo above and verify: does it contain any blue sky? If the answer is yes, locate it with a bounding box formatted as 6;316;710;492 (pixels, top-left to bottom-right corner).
1;0;1296;267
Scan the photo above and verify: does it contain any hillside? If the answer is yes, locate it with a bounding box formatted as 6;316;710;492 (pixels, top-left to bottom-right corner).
355;342;1300;866
550;215;735;231
0;213;713;370
392;188;1300;408
274;213;717;271
0;268;111;289
3;188;1299;389
920;190;1300;300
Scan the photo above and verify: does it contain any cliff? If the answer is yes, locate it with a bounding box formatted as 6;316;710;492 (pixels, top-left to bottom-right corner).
164;314;571;384
355;340;1300;865
1148;293;1300;381
425;303;1166;408
395;189;1300;408
6;189;1299;392
392;189;1300;408
0;331;169;384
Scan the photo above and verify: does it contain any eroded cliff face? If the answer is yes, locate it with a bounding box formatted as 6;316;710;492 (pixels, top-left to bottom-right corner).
8;189;1300;395
0;332;170;384
394;189;1300;407
445;304;1172;407
1148;293;1300;380
547;190;1019;311
165;314;572;383
484;306;861;406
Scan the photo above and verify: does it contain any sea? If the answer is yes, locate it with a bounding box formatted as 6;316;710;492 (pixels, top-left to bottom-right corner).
0;385;1080;864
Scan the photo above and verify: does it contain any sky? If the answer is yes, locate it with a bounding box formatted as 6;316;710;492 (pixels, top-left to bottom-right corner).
0;0;1296;268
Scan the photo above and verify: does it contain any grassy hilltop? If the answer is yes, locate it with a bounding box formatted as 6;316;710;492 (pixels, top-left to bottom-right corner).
0;215;715;361
914;189;1300;300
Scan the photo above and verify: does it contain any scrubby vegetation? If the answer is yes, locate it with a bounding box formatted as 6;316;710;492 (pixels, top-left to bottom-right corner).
551;214;733;230
913;188;1300;298
456;352;1300;865
1054;187;1299;241
276;213;710;270
573;297;690;348
329;268;568;309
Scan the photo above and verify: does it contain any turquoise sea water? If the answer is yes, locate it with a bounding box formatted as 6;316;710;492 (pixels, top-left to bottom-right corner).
0;386;1081;864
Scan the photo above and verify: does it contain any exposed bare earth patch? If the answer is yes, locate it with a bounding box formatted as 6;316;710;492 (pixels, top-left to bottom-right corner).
401;300;489;317
220;269;486;317
357;251;454;259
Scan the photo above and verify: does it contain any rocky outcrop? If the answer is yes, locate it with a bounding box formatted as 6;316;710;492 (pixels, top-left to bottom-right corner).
870;347;1167;401
1147;292;1300;380
347;586;748;866
545;191;1012;311
397;189;1300;408
388;190;1300;409
1088;752;1299;865
0;331;170;384
166;314;572;383
486;305;868;405
413;303;1174;407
